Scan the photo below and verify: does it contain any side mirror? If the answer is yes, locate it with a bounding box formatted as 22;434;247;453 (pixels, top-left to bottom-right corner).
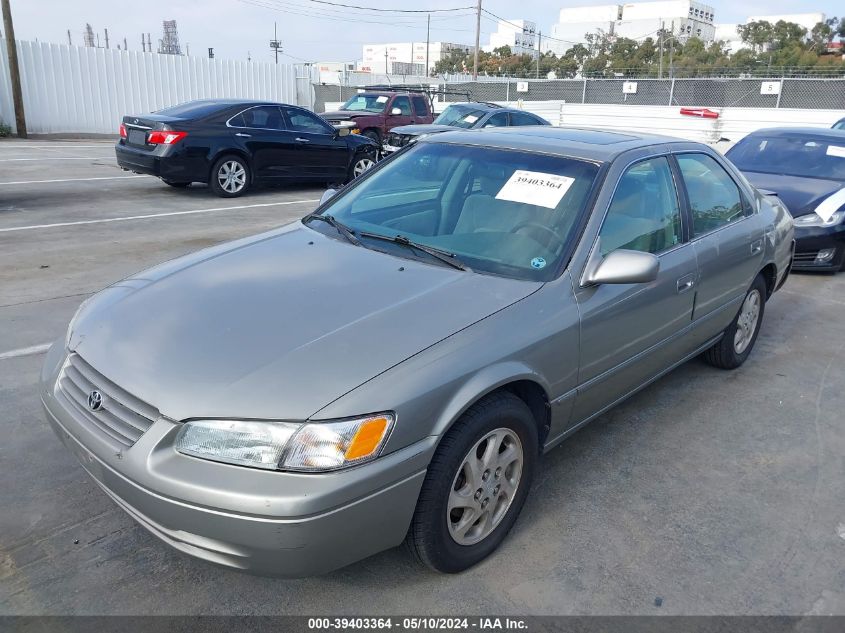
390;107;402;116
585;248;659;285
319;188;338;206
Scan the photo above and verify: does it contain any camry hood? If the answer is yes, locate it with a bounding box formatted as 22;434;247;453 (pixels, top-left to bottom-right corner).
742;172;844;217
391;124;456;137
70;224;539;422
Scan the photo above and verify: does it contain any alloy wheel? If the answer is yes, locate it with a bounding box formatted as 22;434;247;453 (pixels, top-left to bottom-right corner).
353;157;376;177
217;160;246;194
447;428;524;546
734;288;761;354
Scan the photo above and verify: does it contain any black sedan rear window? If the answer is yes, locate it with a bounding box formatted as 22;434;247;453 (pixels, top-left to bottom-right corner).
728;135;845;180
155;101;229;118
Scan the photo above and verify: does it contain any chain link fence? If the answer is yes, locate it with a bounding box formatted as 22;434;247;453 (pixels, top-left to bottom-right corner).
314;77;845;112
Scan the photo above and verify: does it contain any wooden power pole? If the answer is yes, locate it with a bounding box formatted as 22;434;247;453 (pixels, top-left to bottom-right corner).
1;0;26;137
472;0;481;80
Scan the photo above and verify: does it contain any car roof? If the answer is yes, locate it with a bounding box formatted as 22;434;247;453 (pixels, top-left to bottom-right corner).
446;102;528;113
742;127;845;142
424;126;681;162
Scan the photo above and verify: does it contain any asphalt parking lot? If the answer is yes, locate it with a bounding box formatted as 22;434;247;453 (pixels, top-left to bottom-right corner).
1;138;844;616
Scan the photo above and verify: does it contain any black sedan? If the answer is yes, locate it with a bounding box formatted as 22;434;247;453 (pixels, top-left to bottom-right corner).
726;127;845;271
382;102;550;154
116;99;379;197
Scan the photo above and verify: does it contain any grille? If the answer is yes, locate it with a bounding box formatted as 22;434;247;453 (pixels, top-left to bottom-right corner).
58;353;159;448
793;251;820;264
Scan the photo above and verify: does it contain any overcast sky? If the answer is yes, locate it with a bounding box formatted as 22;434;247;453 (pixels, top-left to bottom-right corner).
6;0;841;63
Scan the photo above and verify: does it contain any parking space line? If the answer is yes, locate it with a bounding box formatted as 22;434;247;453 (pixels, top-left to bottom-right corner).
0;198;320;233
0;343;51;361
0;175;145;186
0;157;114;162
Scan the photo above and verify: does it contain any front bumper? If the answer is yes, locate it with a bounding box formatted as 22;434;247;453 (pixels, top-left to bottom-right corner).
40;342;431;577
792;223;845;271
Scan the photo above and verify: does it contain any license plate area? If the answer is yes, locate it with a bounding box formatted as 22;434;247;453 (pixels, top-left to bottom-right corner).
127;129;147;146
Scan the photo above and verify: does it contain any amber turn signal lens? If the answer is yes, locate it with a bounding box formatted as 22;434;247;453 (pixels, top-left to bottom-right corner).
344;416;389;460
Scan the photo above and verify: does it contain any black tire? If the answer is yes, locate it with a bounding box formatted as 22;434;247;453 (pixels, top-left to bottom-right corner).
703;274;767;369
406;391;538;573
209;154;250;198
346;150;377;183
361;129;381;144
162;179;190;188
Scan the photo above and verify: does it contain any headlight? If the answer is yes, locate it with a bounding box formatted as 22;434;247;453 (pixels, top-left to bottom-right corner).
174;413;394;472
794;210;845;227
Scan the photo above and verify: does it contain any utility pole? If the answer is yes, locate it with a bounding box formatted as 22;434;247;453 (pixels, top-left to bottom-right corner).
536;31;541;78
658;20;663;79
104;27;109;49
473;0;481;80
425;13;430;77
123;37;127;50
384;48;388;74
67;29;71;46
1;0;26;137
270;22;282;64
669;20;675;79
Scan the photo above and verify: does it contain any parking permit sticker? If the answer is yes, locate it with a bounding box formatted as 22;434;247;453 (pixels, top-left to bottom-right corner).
826;145;845;158
495;170;575;209
530;257;547;269
376;96;389;103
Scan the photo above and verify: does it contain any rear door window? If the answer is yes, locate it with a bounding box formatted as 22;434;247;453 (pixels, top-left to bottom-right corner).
482;112;509;128
233;106;285;130
676;153;746;236
411;96;429;117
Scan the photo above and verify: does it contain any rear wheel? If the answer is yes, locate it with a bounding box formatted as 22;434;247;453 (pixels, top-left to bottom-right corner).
703;274;767;369
406;391;537;573
210;155;250;198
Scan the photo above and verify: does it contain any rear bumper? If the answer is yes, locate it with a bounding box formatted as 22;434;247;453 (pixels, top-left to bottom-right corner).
115;142;200;183
792;224;845;271
40;342;431;577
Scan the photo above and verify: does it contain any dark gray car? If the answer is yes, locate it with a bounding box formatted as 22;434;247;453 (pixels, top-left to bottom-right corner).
41;127;793;577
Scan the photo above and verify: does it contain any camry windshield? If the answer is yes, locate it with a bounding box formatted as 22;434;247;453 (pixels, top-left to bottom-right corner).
341;94;387;113
315;142;599;280
433;105;488;128
728;135;845;180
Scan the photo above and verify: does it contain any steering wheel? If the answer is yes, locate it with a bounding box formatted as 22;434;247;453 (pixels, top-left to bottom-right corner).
509;221;565;247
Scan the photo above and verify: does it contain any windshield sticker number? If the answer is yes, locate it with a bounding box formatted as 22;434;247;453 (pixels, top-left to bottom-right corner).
495;170;575;209
826;145;845;158
376;96;389;104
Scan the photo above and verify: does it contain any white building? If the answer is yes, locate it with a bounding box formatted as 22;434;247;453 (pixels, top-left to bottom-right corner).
483;19;538;57
543;1;716;56
360;42;472;75
315;61;357;85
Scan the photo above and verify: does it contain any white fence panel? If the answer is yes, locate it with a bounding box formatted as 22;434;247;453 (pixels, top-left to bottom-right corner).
0;38;316;134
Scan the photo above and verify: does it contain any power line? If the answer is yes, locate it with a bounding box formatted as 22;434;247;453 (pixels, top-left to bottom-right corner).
304;0;473;13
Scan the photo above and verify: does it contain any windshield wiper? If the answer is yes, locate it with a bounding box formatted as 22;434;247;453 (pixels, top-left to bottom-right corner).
304;214;361;246
358;231;470;271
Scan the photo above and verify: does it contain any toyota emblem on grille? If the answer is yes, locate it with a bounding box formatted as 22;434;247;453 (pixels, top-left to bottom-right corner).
87;390;103;412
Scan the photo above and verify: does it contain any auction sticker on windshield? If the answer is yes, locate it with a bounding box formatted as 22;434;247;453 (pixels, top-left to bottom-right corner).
495;170;575;209
376;96;389;103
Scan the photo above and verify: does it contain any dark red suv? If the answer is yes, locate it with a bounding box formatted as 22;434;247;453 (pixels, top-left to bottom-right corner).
322;90;435;145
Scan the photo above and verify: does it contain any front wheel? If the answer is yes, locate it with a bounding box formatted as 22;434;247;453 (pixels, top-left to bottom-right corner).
348;152;377;182
210;155;250;198
703;274;767;369
406;391;538;573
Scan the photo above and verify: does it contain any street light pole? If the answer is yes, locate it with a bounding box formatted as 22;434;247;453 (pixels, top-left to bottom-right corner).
473;0;481;80
1;0;26;137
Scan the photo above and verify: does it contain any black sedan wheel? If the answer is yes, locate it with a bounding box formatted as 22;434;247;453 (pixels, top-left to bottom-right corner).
348;152;377;182
406;391;537;573
210;155;250;198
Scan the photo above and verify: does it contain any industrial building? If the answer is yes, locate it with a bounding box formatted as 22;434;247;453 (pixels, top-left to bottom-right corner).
359;42;472;75
483;19;538;57
543;1;716;55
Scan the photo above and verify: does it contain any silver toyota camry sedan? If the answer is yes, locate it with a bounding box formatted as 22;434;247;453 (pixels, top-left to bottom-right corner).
41;127;794;577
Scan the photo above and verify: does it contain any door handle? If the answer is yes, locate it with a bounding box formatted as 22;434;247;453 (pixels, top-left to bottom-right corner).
295;137;310;143
677;275;695;294
234;132;251;137
750;239;763;255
